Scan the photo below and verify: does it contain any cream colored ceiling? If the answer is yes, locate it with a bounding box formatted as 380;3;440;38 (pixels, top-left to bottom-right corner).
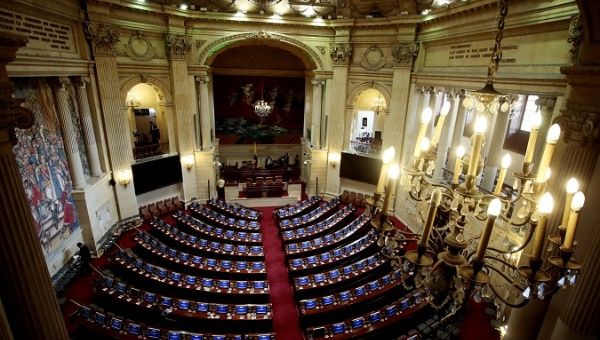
149;0;466;17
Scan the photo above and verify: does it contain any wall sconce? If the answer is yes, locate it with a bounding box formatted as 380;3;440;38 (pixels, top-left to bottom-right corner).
182;154;195;171
329;152;341;168
117;169;132;187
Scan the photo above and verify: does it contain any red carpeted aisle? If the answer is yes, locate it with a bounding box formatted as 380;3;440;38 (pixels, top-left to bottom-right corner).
257;207;304;340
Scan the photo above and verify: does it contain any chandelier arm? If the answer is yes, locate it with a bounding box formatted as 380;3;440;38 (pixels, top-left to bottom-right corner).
483;255;519;271
497;213;531;227
486;224;535;255
486;278;530;309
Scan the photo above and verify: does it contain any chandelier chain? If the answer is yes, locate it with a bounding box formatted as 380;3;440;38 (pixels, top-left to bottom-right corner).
486;0;509;84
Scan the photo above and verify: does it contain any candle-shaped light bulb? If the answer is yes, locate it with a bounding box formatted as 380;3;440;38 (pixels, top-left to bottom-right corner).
546;124;561;143
488;198;502;217
475;198;501;262
421;107;433;124
453;146;465;184
421;137;431;153
571;191;585;211
432;102;451;146
413;108;433;158
524;111;542;163
566;178;579;194
381;164;400;216
563;191;585;251
388;164;400;179
456;146;465;158
561;178;579;230
382;146;395;164
532;192;553;260
419;188;443;247
538;192;554;215
376;147;395;193
474;116;488;134
545;168;551;181
535;124;561;183
467;116;487;177
501;153;512;169
441;101;451;116
494;154;512;195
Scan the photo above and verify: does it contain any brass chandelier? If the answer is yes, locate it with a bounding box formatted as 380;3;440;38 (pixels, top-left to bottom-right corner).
371;0;584;319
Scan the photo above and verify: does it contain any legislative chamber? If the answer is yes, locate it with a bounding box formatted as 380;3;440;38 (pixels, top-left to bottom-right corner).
0;0;599;340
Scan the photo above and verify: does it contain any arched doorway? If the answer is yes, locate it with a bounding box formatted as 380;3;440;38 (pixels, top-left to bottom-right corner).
347;88;388;156
125;83;169;160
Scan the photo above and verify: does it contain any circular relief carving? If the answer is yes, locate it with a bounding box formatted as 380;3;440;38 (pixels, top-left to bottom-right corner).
360;45;386;71
126;31;156;61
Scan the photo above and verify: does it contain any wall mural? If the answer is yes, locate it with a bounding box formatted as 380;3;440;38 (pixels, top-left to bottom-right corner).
12;78;82;259
213;75;305;144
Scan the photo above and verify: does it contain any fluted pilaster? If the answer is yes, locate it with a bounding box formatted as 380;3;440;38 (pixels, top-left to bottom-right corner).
74;77;102;177
196;76;212;149
311;79;324;148
0;32;69;340
55;77;86;189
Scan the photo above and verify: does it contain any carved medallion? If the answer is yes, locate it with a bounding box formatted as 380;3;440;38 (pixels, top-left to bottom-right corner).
360;45;386;70
125;31;156;61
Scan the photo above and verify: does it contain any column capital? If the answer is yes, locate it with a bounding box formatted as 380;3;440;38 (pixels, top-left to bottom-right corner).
535;96;556;110
57;77;71;91
85;22;120;57
329;43;352;65
73;76;90;88
554;105;600;147
195;75;210;84
391;40;419;67
166;34;192;60
311;79;325;87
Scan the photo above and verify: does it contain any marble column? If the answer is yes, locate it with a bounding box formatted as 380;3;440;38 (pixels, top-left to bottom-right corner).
74;77;102;177
303;78;313;140
0;32;69;340
480;103;512;191
55;77;87;189
196;76;211;150
407;88;432;158
433;91;461;180
311;79;324;148
386;66;413;163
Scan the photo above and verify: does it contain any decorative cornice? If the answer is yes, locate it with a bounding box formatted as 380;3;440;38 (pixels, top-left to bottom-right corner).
85;22;120;57
391;41;419;67
329;43;352;65
165;33;192;60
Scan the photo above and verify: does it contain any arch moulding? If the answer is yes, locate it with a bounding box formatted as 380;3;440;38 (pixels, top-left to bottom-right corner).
346;81;392;110
119;75;173;107
198;31;324;70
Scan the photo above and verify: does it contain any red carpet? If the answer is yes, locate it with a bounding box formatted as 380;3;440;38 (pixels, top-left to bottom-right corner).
257;207;304;340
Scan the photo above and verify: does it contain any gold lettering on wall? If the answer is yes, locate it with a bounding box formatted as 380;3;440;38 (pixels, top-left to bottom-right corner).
448;43;518;63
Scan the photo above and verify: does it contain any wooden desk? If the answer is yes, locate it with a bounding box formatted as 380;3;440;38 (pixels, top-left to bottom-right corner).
221;166;300;183
244;184;284;198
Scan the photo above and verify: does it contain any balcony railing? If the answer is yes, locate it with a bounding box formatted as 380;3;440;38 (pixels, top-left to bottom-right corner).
348;140;382;157
133;142;170;160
